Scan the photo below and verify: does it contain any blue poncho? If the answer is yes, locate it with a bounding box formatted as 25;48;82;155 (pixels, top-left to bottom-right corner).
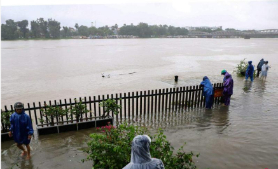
245;61;254;77
9;111;34;145
200;76;214;97
200;76;214;109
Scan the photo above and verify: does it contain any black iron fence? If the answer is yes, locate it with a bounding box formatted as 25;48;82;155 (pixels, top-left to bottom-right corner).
1;83;223;132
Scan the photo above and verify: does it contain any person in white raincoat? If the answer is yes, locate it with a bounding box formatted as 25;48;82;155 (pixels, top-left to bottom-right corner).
123;135;165;169
260;61;270;81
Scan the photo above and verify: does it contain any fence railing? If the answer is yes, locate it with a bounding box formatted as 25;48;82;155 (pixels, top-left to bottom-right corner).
1;83;223;132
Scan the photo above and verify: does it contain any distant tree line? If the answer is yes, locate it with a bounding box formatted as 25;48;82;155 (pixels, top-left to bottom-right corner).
1;18;190;40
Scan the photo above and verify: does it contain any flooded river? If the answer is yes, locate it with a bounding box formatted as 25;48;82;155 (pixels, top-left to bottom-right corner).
1;39;278;168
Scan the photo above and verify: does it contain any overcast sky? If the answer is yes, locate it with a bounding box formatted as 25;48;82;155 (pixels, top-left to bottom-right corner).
1;0;278;30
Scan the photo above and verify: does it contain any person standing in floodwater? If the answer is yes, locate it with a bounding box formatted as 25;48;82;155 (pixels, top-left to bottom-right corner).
9;102;33;160
260;61;270;81
245;61;254;82
221;70;234;106
200;76;214;109
257;58;264;77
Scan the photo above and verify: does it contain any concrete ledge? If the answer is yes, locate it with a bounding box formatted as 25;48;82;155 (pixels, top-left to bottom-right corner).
37;118;113;136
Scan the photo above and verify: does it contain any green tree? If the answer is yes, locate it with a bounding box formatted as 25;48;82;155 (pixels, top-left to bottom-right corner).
168;26;177;36
88;26;98;36
30;20;40;38
48;19;61;38
75;23;79;32
37;18;49;38
78;25;89;36
17;20;29;38
137;22;152;38
61;26;70;37
98;25;113;36
1;20;18;40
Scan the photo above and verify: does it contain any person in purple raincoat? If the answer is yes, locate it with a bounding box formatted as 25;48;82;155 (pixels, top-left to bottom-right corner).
9;102;33;159
221;70;234;106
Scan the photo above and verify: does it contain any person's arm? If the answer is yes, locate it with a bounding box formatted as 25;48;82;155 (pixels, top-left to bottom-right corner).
9;115;13;137
26;116;34;139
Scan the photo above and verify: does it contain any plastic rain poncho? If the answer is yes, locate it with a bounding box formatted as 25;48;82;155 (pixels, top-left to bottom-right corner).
245;61;254;81
123;135;165;169
223;72;233;96
200;76;214;109
223;72;234;106
257;59;264;70
9;110;33;145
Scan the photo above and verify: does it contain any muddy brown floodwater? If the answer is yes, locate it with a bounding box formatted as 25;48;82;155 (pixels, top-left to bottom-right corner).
2;39;278;168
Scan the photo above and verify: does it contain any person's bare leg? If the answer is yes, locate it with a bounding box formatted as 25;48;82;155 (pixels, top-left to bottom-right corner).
17;144;27;156
26;144;31;159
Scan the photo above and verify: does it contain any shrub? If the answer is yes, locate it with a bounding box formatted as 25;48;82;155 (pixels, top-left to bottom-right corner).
99;99;121;118
1;110;13;132
234;58;257;77
70;99;89;122
234;58;248;77
83;122;198;169
40;105;68;124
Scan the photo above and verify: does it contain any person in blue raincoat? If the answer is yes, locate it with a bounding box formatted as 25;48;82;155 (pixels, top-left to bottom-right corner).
245;61;254;82
200;76;214;109
9;102;33;159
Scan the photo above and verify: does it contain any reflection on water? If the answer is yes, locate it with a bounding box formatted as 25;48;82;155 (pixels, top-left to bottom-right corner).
243;80;253;93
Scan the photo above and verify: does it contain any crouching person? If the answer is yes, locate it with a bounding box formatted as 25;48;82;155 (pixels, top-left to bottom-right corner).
200;76;214;109
9;102;34;160
123;135;165;169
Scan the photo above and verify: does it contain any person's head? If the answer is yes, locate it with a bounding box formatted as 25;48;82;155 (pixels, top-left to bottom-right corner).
131;135;152;163
221;70;227;75
265;61;268;64
203;76;208;81
14;102;24;114
248;61;252;64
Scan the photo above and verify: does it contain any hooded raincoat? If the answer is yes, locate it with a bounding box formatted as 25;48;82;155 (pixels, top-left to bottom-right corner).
257;59;264;71
245;61;254;81
9;110;33;145
256;59;264;77
223;72;233;106
261;63;269;77
200;76;214;109
123;135;165;169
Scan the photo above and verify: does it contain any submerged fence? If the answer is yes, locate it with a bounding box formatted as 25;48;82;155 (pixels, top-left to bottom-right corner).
1;83;223;132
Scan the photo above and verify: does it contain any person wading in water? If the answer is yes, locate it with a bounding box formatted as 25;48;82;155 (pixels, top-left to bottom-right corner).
9;102;34;159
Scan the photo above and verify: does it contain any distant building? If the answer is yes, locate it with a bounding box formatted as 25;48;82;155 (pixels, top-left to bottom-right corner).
185;26;222;31
259;29;278;33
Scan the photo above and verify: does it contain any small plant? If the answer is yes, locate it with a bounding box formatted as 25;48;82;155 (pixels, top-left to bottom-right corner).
99;99;121;118
40;105;68;125
1;110;13;132
70;99;89;122
234;58;257;77
234;58;248;77
83;122;198;169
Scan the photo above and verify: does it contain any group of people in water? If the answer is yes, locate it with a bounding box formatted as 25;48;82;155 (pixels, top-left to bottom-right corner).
200;70;234;109
200;58;270;109
245;58;270;82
